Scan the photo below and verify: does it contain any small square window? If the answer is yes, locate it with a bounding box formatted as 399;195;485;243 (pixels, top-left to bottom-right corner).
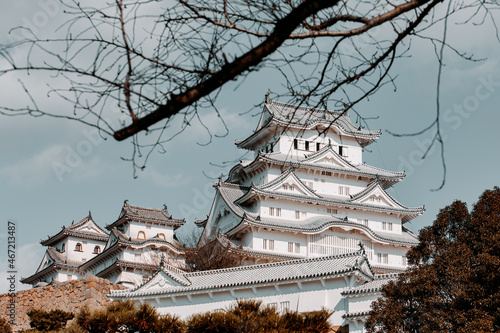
280;301;290;312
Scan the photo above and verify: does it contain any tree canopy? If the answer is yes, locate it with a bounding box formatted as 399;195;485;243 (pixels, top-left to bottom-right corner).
1;0;498;176
365;187;500;332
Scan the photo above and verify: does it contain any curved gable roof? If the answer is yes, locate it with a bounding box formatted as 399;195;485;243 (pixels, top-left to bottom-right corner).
236;98;381;150
107;201;185;230
41;213;109;246
257;167;320;198
302;144;358;170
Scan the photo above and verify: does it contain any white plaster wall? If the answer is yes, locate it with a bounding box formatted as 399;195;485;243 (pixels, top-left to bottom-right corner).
66;237;106;263
260;199;325;222
251;229;307;255
128;223;174;241
139;277;352;325
258;198;403;231
275;129;363;165
347;295;378;313
121;248;136;262
55;271;79;282
291;169;368;196
372;243;409;269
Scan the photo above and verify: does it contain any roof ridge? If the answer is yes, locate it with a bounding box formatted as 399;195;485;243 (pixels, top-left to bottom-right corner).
361;163;405;176
185;249;364;277
267;98;342;115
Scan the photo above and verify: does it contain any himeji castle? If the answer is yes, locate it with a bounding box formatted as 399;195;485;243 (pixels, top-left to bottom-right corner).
24;96;424;332
111;97;424;332
197;97;424;272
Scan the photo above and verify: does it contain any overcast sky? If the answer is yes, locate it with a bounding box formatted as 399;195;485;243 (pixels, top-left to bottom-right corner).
0;1;499;293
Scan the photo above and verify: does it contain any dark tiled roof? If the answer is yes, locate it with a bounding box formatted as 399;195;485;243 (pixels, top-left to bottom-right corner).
41;214;109;246
236;99;381;149
235;183;423;222
110;249;373;299
21;247;81;284
341;273;398;296
227;152;404;189
342;311;371;320
237;217;418;246
107;202;185;230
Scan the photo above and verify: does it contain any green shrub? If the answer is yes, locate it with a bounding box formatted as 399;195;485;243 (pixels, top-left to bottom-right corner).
27;309;74;332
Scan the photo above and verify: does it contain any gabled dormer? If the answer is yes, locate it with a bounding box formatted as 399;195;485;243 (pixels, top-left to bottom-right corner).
258;167;320;198
302;143;358;170
128;261;191;294
350;180;425;222
40;213;109;248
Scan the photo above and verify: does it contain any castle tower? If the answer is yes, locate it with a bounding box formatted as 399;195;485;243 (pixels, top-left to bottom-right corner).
200;97;423;273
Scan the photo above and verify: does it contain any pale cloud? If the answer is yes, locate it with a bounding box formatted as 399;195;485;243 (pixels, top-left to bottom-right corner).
0;143;114;187
142;166;188;188
0;144;66;187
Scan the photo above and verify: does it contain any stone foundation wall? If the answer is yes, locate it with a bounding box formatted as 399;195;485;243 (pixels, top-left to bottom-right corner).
0;276;127;332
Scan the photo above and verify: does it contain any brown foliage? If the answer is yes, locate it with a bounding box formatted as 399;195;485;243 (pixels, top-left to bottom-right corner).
186;299;333;333
0;317;13;333
184;238;242;272
366;187;500;332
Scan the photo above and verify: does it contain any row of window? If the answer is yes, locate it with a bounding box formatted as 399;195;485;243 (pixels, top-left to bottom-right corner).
269;207;394;231
269;207;307;219
293;139;349;157
263;236;404;265
137;231;166;240
263;239;301;254
377;253;388;264
357;219;369;226
262;239;275;250
382;222;393;231
74;243;101;254
268;301;290;312
338;186;350;196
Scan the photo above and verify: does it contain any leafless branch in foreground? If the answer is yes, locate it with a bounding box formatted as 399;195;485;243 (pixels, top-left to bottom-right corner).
0;0;497;181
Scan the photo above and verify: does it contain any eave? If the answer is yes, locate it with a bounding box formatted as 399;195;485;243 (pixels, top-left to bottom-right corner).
110;267;370;300
227;153;404;188
21;262;81;285
229;219;418;247
235;187;424;222
106;215;185;231
41;230;109;246
95;260;157;280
